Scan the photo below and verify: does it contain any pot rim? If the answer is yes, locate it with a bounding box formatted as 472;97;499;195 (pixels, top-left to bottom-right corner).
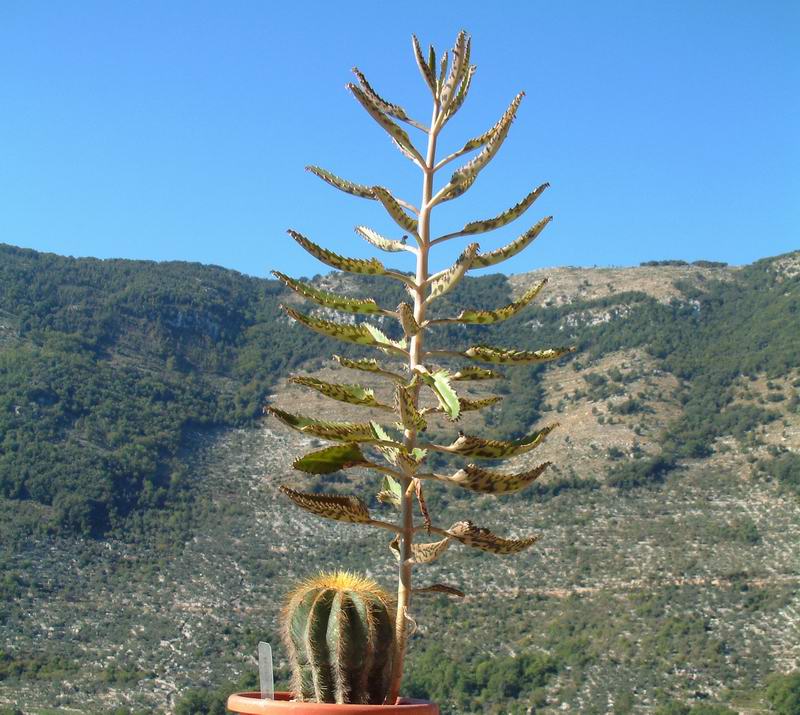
227;691;438;714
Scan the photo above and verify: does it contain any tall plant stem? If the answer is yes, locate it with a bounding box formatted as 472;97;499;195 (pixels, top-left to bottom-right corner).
388;99;439;703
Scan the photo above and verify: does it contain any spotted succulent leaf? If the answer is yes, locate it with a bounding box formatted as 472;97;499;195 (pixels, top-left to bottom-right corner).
413;584;465;598
448;279;547;324
447;92;524;189
421;395;501;416
429;424;557;459
444;183;549;240
283;307;406;354
355;226;409;253
289;376;389;409
445;64;476;121
412;35;437;95
371;186;419;235
439;31;469;107
471;216;552;268
415;479;432;531
305;166;376;200
457;396;502;412
395;384;426;432
452;366;503;381
463;345;575;364
444;462;551;494
292;443;372;475
396;302;419;337
352;67;409;121
279;486;372;524
435;173;477;204
426;243;478;303
348;84;423;164
333;355;405;382
288;230;386;275
272;271;383;315
447;520;539;554
390;535;451;564
267;407;379;442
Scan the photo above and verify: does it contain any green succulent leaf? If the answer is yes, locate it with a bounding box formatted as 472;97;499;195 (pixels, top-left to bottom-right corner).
355;226;409;253
447;520;539;554
429;424;557;459
333;355;406;382
272;271;383;315
371;186;419;235
370;421;403;466
348;84;423;164
447;279;548;324
411;35;437;95
452;366;503;381
436;50;449;96
364;323;407;351
415;367;460;420
292;443;372;475
426;243;478;303
289;376;390;409
444;462;551;494
283;307;406;354
471;216;553;268
267;407;378;442
377;474;403;508
412;447;428;461
288;230;386;275
279;486;372;524
463;345;575;364
305;166;376;200
413;584;465;598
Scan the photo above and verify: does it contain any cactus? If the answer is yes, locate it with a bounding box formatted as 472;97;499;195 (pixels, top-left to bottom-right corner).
272;30;576;703
283;571;395;704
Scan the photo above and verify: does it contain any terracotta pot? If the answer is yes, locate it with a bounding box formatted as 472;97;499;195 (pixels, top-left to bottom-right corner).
227;692;439;715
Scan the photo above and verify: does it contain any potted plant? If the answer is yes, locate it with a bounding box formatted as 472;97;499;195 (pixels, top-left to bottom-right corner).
229;30;573;714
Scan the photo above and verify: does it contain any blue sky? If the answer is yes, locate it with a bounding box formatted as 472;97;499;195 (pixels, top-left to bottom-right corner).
1;1;797;279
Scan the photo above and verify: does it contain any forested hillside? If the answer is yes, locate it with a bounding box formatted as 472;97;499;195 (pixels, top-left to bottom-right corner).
1;244;798;713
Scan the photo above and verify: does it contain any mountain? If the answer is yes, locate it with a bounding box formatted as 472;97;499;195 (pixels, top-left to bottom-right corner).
1;243;798;713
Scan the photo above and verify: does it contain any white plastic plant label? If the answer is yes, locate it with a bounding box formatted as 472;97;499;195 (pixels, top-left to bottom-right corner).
258;641;274;700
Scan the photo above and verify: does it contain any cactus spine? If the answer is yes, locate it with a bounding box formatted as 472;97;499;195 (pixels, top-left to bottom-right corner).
283;571;395;704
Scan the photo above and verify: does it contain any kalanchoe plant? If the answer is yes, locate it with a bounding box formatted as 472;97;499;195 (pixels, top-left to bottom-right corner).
269;30;575;704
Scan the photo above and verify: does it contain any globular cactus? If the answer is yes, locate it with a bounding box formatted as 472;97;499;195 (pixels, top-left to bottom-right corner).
282;571;396;705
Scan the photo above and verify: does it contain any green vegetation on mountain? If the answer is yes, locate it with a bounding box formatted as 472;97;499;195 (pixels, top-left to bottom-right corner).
2;245;799;539
1;244;799;712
